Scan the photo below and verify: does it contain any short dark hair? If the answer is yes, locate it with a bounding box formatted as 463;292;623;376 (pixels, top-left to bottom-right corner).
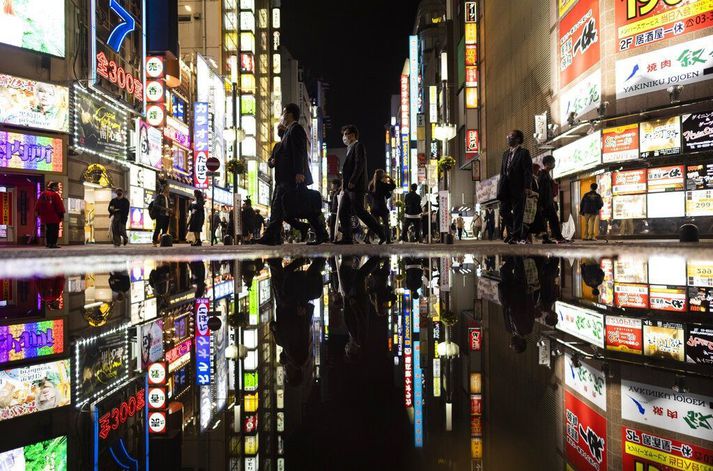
341;125;359;139
331;179;341;186
542;155;555;166
590;183;598;191
512;129;525;143
410;183;418;192
283;103;300;121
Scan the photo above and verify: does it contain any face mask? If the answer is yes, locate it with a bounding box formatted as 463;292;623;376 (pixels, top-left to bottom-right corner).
343;136;350;146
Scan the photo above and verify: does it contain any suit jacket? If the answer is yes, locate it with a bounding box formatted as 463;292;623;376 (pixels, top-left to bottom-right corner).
342;141;368;193
497;147;533;201
274;122;313;186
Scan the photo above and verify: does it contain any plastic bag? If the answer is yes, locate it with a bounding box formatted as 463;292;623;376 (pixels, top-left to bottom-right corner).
561;214;576;241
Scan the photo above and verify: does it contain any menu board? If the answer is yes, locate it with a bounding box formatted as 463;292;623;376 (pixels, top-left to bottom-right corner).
643;320;685;361
602;124;639;163
649;286;687;312
639;116;681;158
614;284;649;308
686;189;713;217
687;163;713;191
614;258;648;284
555;302;605;348
605;316;642;354
0;359;71;422
647;166;684;193
688;260;713;287
682;111;713;153
689;286;713;313
596;172;612;220
598;258;614;306
647;192;685;219
686;326;713;365
612;169;646;195
613;195;646;219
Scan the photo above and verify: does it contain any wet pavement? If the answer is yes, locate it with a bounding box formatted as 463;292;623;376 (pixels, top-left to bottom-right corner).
0;248;712;470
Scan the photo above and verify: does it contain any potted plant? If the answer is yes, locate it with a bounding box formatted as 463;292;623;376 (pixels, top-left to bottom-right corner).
226;158;248;176
437;156;456;176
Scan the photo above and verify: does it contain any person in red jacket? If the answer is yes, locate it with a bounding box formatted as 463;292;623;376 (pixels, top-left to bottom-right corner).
36;181;65;248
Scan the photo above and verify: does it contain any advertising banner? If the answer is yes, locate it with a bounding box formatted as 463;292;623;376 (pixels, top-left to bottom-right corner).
640;117;682;158
565;390;607;471
616;35;713;100
0;319;64;365
688;260;713;287
0;74;69;132
613;169;647;195
606;316;643;355
559;0;601;88
73;87;129;160
193;102;209;189
0;0;65;56
689;286;713;313
615;0;713;52
560;68;601;124
76;328;130;406
682;110;713;152
602;124;639;163
687;326;713;365
93;377;148;470
688;163;713;190
0;130;64;173
195;298;211;386
649;285;687;312
615;283;649;309
597;172;613;221
622;426;713;471
166;338;192;373
135;119;163;170
621;379;713;442
613;194;647;219
138;318;164;371
643;320;686;361
552;130;602;179
648;165;685;192
0;359;71;422
686;189;713;216
565;352;607;411
0;436;68;470
475;175;499;203
555;302;605;348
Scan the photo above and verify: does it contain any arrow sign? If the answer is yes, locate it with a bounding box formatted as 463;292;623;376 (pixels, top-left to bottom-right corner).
107;0;136;53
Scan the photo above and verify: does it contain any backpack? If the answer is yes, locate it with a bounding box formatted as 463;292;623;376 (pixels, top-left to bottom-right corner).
148;198;158;219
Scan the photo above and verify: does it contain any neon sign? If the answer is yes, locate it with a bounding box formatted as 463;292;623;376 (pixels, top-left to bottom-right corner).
195;298;212;385
0;130;64;173
98;387;146;440
107;0;136;52
0;319;64;365
193;102;210;189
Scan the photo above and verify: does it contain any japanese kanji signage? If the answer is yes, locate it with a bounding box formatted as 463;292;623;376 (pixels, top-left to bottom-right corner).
602;124;639;163
195;298;212;385
564;353;607;411
621;379;713;442
193;102;210;189
90;0;145;112
622;426;713;471
615;0;713;52
565;390;607;471
403;293;413;408
616;34;713;100
559;0;600;87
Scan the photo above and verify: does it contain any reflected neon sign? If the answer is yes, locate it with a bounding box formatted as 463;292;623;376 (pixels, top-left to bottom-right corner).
0;319;64;364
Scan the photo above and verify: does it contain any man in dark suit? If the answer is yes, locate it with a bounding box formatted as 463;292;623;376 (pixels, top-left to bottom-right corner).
497;129;533;244
338;125;386;244
258;103;327;245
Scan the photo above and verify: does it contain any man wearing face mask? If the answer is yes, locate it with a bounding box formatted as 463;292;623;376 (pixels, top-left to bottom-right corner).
497;130;533;244
338;125;386;245
258;103;323;245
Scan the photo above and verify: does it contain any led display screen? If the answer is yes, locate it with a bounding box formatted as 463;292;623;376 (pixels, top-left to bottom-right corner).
0;359;71;422
0;0;65;56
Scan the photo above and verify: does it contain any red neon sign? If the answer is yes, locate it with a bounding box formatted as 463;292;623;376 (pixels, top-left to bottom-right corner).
96;52;144;102
98;388;146;440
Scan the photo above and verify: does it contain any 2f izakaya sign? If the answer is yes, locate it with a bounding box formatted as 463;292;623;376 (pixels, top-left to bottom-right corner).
91;0;145;112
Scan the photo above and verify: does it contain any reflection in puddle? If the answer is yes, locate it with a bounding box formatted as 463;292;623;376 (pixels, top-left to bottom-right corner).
0;252;712;470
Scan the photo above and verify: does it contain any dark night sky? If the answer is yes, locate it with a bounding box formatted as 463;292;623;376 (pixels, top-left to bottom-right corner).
282;0;420;172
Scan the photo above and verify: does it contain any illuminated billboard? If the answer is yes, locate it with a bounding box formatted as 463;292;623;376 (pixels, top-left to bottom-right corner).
0;0;65;56
0;130;64;173
0;319;64;365
0;74;69;132
0;436;67;470
0;359;71;422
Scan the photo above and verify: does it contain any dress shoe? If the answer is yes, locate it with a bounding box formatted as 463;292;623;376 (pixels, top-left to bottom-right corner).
307;237;327;246
255;236;282;246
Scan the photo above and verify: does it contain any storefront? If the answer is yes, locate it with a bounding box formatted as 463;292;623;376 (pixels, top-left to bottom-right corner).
0;74;70;245
554;110;713;238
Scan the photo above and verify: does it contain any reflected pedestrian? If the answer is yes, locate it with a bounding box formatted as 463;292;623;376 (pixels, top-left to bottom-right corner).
108;188;129;247
36;181;65;249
